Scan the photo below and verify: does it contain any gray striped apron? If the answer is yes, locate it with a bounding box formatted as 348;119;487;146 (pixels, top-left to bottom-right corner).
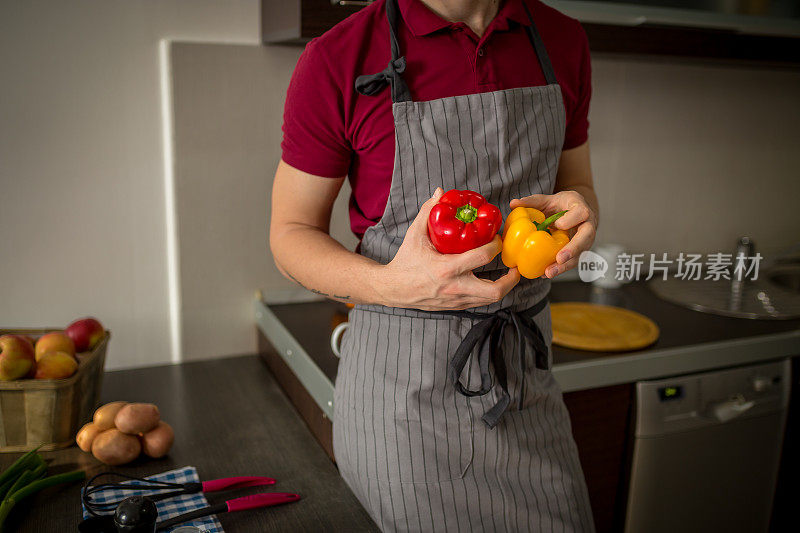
333;1;595;531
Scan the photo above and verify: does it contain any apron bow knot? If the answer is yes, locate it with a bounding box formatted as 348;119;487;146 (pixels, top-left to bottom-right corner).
446;302;549;429
354;56;407;98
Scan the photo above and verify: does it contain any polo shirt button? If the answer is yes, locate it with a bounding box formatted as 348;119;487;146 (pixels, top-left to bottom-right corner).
478;48;485;57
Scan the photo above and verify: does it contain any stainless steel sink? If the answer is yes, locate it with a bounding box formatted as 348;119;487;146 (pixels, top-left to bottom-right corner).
649;261;800;320
649;238;800;319
766;264;800;294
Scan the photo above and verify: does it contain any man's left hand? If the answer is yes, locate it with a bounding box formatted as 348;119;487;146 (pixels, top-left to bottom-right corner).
510;190;598;279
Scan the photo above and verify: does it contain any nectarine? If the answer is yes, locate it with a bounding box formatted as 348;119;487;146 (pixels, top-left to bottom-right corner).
66;317;104;352
0;335;36;381
35;331;75;361
34;351;78;379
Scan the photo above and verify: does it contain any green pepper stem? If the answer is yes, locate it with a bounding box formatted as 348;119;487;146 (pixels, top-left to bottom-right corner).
536;210;567;231
455;204;478;224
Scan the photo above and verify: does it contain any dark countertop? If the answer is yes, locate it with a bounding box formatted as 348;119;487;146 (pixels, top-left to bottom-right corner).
0;355;377;532
267;280;800;385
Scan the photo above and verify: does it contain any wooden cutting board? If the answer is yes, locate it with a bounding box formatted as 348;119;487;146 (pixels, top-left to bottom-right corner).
550;302;659;352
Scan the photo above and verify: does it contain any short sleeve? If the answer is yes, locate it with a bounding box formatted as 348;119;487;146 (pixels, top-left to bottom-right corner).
563;24;592;150
281;39;352;178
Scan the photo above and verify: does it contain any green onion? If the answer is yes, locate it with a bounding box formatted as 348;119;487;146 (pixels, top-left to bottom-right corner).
0;446;43;488
0;452;46;501
4;469;36;502
0;469;86;531
0;477;17;503
27;454;45;474
28;463;47;483
8;469;85;502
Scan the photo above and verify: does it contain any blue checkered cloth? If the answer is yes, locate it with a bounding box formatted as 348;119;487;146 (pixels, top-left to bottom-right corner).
81;466;224;533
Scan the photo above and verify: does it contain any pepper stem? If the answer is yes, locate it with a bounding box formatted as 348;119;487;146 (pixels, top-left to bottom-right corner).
455;204;478;224
536;210;567;231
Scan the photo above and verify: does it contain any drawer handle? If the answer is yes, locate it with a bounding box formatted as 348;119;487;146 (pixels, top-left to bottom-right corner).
707;394;755;423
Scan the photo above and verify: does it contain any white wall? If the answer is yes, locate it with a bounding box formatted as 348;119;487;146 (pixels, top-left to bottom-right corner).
0;1;260;369
168;43;358;362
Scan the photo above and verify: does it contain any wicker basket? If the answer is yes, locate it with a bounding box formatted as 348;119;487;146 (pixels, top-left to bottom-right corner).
0;328;108;452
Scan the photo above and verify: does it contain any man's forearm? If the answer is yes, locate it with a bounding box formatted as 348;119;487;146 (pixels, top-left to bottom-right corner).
553;142;599;224
270;223;386;304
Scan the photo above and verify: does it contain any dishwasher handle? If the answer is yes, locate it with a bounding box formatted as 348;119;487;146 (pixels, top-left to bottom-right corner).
706;394;755;423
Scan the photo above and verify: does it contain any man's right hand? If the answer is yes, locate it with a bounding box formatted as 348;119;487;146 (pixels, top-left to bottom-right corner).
376;188;520;311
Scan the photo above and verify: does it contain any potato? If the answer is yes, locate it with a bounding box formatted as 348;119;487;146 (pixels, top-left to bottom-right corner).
114;403;160;435
93;401;128;431
141;421;174;458
91;429;141;465
76;422;102;452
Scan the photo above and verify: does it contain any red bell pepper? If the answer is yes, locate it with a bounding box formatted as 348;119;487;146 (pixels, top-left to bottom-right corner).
427;189;502;254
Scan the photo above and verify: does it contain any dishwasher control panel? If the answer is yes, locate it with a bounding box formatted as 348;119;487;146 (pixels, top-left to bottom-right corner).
634;358;791;437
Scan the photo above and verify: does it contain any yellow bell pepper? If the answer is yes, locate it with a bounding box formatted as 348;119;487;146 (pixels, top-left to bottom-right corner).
501;207;570;279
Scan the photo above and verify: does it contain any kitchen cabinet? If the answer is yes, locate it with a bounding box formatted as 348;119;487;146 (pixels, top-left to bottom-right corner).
562;383;633;532
771;356;800;532
261;0;800;63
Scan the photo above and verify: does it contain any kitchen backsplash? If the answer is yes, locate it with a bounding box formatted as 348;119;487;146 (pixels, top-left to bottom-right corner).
589;56;800;259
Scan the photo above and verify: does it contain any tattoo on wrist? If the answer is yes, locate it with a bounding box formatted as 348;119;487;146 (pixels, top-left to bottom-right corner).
287;272;351;301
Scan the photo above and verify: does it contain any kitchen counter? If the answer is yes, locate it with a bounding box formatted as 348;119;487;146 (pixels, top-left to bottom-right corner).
256;280;800;418
0;355;377;532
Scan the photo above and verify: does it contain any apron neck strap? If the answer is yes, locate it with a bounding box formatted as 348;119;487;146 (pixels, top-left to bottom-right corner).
521;1;558;86
354;0;412;103
354;0;559;102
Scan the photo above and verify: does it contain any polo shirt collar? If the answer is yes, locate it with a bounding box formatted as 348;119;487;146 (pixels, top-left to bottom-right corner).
397;0;531;37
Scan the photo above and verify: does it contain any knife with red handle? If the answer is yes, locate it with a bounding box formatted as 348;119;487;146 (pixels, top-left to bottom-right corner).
141;476;277;503
200;476;276;492
156;492;301;530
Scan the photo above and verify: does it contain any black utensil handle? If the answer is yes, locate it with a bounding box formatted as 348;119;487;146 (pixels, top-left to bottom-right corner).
156;503;226;530
149;487;196;502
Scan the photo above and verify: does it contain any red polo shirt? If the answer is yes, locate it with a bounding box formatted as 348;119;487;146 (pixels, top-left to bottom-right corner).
281;0;592;239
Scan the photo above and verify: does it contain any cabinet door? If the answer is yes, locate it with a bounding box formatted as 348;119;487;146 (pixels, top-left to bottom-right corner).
564;384;633;533
262;0;362;44
771;356;799;532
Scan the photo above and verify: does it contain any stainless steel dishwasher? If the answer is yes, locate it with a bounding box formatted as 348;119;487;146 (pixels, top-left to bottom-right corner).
625;359;791;533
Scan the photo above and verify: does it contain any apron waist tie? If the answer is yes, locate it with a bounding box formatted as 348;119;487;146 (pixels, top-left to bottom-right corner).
441;298;549;429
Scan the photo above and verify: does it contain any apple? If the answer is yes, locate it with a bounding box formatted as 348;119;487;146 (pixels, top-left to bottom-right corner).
35;331;75;361
65;317;104;352
34;351;78;379
0;335;37;381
